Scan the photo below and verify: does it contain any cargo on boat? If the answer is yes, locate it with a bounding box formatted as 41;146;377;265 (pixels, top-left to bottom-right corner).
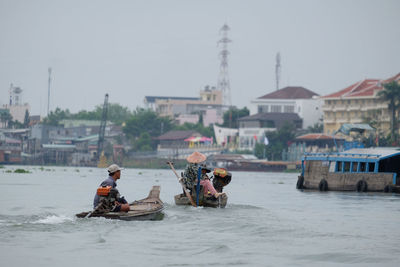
76;186;164;221
296;148;400;193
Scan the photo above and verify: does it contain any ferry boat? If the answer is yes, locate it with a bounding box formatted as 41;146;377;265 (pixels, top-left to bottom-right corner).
296;148;400;193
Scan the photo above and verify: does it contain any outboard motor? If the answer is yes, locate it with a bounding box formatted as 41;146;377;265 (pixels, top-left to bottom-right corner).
212;168;232;193
96;186;121;212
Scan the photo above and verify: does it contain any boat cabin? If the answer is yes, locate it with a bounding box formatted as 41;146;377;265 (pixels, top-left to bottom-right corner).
298;148;400;192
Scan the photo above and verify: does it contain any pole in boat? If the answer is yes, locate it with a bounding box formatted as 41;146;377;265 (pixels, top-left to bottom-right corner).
196;167;201;206
167;161;197;207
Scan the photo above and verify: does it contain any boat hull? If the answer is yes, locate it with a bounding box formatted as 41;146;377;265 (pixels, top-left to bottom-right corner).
76;186;164;220
174;193;228;208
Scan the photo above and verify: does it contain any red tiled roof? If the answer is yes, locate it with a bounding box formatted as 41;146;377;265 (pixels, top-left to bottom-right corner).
382;72;400;84
258;86;319;99
323;79;381;98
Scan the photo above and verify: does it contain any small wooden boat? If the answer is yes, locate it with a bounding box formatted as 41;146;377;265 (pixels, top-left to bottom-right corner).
174;167;232;208
174;191;228;208
76;186;164;221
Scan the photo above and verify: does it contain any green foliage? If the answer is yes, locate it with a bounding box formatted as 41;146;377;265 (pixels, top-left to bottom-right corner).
14;168;30;173
261;122;296;160
0;110;13;128
123;109;173;140
173;122;214;139
306;122;323;133
42;108;72;126
378;81;400;143
133;132;153;151
42;103;132;126
221;107;249;128
23;110;30;128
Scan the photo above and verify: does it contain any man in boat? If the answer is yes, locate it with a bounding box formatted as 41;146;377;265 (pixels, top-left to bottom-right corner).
93;164;130;212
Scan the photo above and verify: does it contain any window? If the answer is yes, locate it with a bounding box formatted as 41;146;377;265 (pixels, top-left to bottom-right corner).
359;162;366;172
368;162;375;172
336;161;343;172
329;161;336;172
284;105;295;113
271;105;282;113
258;105;269;113
352;162;358;172
344;162;350;172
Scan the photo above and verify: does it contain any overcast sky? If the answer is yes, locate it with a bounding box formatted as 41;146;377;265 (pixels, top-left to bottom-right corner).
1;0;399;116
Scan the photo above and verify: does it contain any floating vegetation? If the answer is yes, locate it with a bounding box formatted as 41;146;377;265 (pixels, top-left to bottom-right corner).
5;170;12;173
75;169;80;172
14;168;31;173
39;166;45;171
138;172;143;175
278;181;284;184
0;165;4;169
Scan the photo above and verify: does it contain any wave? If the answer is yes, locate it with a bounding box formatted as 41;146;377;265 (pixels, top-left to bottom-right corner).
31;214;73;224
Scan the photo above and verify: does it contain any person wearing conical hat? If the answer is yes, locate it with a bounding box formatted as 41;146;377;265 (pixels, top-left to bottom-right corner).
182;152;206;191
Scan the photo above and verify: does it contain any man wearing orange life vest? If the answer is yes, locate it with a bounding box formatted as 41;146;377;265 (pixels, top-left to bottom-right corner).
93;164;130;212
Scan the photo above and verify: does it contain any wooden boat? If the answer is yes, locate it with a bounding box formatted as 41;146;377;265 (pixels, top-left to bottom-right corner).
174;190;228;208
76;186;164;221
174;167;231;208
297;148;400;192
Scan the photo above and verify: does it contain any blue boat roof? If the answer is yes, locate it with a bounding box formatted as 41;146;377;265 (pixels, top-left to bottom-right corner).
304;147;400;161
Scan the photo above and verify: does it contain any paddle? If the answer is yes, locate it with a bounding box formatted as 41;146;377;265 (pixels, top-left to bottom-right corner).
167;161;197;207
85;202;103;218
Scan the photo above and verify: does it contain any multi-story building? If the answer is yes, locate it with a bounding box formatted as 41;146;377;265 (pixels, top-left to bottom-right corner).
322;73;400;135
250;86;322;129
144;86;224;126
237;112;302;150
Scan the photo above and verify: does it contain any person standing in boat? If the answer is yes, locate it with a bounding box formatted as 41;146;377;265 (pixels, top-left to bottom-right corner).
93;164;130;212
183;151;206;191
183;152;225;199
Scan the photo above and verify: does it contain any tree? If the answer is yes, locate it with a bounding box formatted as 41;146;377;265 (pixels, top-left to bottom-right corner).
23;109;30;128
378;81;400;143
221;107;249;128
123;108;173;140
42;108;72;126
0;110;12;128
173;122;214;139
261;122;296;160
306;122;323;133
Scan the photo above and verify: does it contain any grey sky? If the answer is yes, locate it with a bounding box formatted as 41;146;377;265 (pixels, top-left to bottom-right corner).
1;0;399;116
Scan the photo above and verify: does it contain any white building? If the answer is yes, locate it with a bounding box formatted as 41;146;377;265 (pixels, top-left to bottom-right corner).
250;86;322;129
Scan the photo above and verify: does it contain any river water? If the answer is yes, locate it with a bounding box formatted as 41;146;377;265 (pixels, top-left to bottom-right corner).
0;166;399;267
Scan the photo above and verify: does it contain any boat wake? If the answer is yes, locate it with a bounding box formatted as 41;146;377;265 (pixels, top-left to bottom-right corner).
31;214;73;224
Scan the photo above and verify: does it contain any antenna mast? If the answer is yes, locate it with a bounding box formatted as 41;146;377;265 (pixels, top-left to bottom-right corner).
47;67;52;115
217;24;232;107
275;52;281;91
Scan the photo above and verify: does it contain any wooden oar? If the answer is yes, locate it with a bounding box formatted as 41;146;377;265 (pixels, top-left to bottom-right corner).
167;161;197;207
85;201;103;218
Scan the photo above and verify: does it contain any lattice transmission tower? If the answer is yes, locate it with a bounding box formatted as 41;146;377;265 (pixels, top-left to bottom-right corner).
217;24;232;107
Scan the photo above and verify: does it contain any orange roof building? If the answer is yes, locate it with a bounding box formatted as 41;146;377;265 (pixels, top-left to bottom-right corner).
322;72;400;135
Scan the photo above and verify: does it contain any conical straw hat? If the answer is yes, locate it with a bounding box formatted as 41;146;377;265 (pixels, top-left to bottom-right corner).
186;151;206;163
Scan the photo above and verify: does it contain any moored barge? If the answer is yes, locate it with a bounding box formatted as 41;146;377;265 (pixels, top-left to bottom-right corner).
296;148;400;193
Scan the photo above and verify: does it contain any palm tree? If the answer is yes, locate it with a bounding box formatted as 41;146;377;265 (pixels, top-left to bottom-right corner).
378;81;400;143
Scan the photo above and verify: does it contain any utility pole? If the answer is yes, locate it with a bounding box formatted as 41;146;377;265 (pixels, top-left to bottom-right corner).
47;67;52;116
275;52;281;91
